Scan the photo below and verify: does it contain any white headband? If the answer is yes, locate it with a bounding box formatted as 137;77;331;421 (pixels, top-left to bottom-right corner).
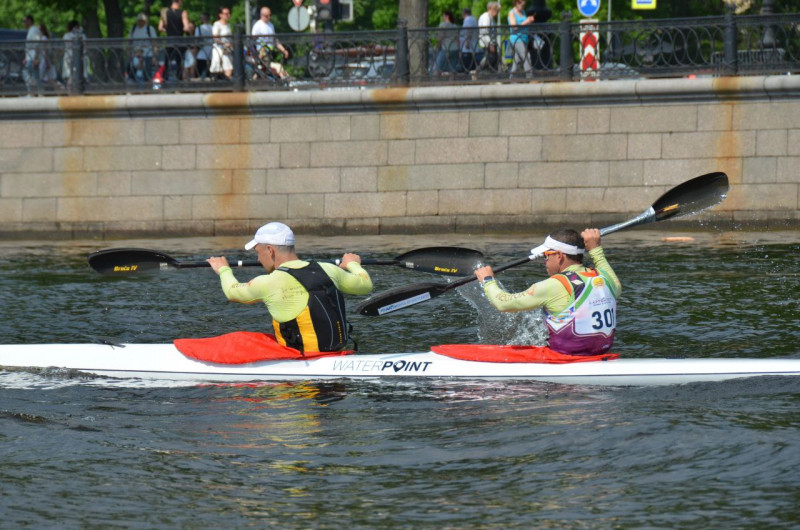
529;235;583;259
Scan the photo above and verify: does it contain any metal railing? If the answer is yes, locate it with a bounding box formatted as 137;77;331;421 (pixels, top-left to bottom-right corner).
0;12;797;97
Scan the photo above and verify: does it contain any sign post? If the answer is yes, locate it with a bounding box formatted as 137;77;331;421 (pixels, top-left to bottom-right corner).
580;21;600;81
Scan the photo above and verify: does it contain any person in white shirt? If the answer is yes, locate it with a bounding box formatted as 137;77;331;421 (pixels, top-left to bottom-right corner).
23;14;42;94
251;6;289;79
478;2;500;49
210;6;233;79
62;20;89;88
478;2;501;72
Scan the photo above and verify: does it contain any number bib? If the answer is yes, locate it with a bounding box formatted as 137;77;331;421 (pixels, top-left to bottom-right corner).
545;271;616;355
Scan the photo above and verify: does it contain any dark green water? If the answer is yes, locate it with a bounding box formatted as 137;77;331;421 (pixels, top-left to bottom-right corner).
1;230;799;527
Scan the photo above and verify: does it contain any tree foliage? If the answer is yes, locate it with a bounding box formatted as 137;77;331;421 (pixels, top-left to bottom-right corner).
0;0;791;37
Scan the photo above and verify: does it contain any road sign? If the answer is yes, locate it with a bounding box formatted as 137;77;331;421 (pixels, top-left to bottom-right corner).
632;0;656;9
288;5;310;31
577;0;601;18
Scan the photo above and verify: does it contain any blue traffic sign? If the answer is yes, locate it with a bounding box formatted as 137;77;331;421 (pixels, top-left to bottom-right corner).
577;0;601;17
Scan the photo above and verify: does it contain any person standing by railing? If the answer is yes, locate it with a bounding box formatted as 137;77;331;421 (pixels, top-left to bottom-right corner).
252;6;289;80
478;2;501;73
194;13;213;79
38;24;58;90
210;6;233;79
128;13;158;82
434;9;458;75
159;0;190;81
62;20;88;89
22;15;42;95
459;8;479;73
508;0;534;77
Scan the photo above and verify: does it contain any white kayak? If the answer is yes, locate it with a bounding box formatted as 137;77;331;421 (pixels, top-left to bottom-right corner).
1;342;800;387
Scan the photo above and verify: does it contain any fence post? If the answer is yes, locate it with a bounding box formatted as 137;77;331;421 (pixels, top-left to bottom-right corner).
723;5;738;76
72;37;85;95
233;24;245;91
395;19;410;86
560;11;573;81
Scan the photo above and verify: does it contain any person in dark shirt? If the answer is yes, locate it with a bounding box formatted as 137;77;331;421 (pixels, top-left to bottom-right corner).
158;0;190;80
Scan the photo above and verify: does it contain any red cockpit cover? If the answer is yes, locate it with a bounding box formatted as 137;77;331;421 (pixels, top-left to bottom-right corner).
175;332;353;364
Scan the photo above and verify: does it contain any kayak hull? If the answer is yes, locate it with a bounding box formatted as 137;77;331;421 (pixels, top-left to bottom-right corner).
2;343;800;386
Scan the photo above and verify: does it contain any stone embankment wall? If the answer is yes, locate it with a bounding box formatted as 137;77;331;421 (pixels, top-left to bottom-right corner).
0;75;798;240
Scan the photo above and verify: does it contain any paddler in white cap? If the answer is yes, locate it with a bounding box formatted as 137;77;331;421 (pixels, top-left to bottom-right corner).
207;222;373;353
474;228;621;356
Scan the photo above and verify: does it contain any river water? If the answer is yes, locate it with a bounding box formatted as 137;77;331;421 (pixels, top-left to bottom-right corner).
1;229;799;527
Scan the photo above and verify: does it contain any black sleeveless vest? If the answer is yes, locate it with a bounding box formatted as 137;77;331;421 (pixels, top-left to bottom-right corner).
274;261;349;353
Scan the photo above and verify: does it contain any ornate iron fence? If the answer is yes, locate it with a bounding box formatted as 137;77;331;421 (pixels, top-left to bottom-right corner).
0;12;797;97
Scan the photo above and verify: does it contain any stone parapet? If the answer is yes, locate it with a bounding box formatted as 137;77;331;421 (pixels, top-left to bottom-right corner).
0;75;798;240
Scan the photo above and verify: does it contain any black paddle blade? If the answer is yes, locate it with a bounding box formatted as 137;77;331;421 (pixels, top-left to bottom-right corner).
355;282;450;316
652;172;729;221
88;248;178;274
393;246;484;276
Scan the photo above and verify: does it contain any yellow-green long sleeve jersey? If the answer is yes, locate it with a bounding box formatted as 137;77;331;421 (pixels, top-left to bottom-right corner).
483;247;621;315
217;260;373;322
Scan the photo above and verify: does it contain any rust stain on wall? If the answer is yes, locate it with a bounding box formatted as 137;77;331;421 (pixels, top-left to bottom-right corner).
58;95;120;114
712;101;741;210
212;114;252;226
204;92;250;110
369;87;411;106
58;118;85;220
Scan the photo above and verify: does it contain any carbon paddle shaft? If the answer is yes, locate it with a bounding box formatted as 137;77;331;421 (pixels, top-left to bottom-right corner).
89;246;485;277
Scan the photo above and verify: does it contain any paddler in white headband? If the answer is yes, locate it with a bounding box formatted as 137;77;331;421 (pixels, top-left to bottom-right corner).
474;228;621;356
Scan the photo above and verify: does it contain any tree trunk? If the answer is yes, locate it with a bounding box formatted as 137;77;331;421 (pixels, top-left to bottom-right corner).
398;0;429;82
103;0;125;37
83;9;102;38
398;0;428;29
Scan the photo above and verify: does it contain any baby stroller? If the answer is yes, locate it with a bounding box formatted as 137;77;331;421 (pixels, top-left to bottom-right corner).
247;42;290;84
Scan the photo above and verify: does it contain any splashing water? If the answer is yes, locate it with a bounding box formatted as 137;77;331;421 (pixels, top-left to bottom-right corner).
458;281;549;346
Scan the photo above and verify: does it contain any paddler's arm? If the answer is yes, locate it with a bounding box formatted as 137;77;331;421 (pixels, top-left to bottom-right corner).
582;228;621;296
320;253;373;295
207;256;267;304
475;266;569;313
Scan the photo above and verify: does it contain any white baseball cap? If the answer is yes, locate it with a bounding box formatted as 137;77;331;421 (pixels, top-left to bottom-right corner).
244;222;295;250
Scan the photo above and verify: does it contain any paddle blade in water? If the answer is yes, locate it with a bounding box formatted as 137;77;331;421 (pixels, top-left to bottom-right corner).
88;248;178;274
392;247;484;276
652;172;729;221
